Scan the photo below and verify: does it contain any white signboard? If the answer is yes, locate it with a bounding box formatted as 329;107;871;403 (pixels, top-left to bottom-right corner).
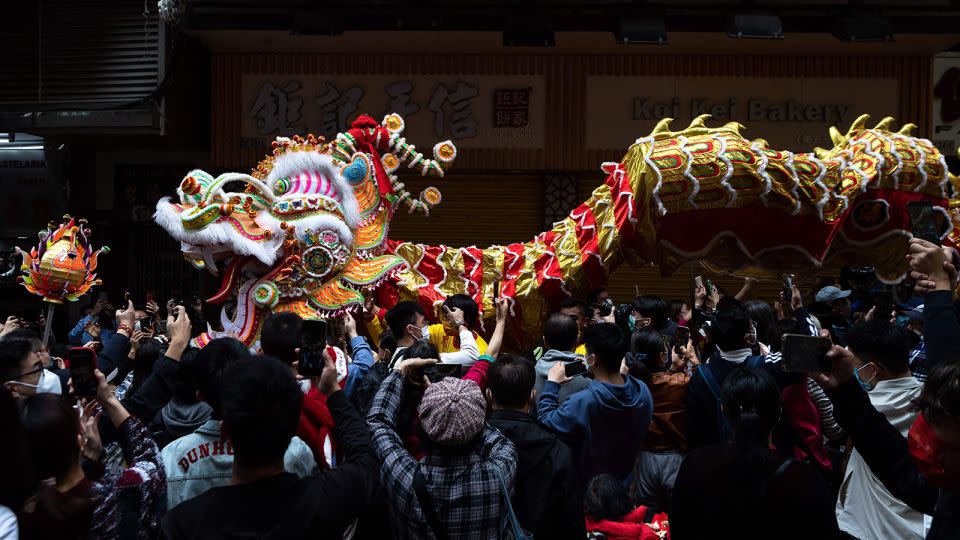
933;53;960;157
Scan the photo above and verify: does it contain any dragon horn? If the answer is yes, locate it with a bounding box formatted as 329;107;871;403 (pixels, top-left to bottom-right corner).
651;118;673;135
846;114;870;137
688;114;712;129
898;123;917;135
722;121;746;135
828;126;846;147
873;117;896;131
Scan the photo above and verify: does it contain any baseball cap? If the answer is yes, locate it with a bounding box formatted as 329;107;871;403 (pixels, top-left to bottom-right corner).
418;377;486;445
815;286;852;304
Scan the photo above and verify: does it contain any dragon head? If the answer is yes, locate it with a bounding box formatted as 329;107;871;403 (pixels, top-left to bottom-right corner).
154;113;456;347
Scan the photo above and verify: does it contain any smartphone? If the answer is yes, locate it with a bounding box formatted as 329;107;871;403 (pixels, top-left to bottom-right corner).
706;279;715;297
782;274;795;303
781;334;833;373
493;280;500;300
564;360;589;378
424;363;462;383
674;326;691;353
156;320;168;334
298;320;329;377
68;347;98;397
98;290;108;302
873;290;894;319
908;201;942;246
145;292;154;305
694;276;704;290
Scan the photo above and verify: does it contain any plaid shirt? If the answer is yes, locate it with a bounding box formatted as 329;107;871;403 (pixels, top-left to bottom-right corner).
909;337;928;382
367;371;517;540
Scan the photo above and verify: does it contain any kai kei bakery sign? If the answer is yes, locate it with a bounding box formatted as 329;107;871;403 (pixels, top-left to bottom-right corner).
586;76;899;152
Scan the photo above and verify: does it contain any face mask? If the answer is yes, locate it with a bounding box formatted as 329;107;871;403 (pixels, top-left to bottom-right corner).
10;369;63;395
420;325;431;340
854;363;876;392
895;315;909;328
908;413;960;488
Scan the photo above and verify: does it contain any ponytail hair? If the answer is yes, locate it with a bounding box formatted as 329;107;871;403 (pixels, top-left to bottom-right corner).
721;368;781;444
720;368;783;497
627;328;667;382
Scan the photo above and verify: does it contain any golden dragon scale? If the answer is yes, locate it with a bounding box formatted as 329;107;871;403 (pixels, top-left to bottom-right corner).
382;114;959;339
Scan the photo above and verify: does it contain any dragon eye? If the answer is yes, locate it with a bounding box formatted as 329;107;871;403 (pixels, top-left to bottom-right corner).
274;177;291;195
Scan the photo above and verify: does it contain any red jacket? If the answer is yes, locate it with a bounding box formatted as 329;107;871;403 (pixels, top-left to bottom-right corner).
297;386;336;470
585;506;668;540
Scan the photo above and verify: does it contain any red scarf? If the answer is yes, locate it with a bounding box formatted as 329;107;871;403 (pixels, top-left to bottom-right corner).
297;386;337;470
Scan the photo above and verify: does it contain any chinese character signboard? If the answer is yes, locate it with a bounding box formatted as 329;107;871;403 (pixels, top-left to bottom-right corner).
585;76;899;152
933;54;960;157
494;88;531;128
241;75;543;151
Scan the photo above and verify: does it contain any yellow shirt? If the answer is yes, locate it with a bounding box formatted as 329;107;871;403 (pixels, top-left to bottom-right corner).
365;315;488;355
428;323;488;355
575;343;586;356
364;315;387;345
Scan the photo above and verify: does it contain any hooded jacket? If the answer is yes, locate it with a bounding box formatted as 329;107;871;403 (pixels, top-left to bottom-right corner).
538;375;653;483
534;349;589;404
585;506;663;540
837;376;928;540
828;379;959;540
159;399;212;444
488;410;585;539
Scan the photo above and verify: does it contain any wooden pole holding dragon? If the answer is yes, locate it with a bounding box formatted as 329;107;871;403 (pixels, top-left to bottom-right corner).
155;113;958;348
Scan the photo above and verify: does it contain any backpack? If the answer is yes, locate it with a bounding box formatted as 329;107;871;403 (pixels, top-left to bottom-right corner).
697;355;765;442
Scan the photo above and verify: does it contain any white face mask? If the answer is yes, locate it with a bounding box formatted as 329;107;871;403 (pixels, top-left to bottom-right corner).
420;325;431;340
10;369;63;395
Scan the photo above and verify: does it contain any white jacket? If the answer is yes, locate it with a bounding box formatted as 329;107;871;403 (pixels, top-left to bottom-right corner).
836;376;929;540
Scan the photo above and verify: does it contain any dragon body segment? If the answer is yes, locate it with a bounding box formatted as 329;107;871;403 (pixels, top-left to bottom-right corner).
385;114;957;339
155;112;958;347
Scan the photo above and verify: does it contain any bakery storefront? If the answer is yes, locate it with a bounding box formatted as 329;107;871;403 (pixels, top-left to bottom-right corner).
202;31;944;301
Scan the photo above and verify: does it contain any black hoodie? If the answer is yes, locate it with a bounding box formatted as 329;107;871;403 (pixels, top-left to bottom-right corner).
488;410;585;540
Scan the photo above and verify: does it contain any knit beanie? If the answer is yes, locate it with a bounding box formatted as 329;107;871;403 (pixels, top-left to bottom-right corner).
417;377;486;445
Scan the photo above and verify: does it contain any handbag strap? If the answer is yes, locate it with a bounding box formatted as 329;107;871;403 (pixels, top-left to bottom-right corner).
494;467;528;539
413;467;448;540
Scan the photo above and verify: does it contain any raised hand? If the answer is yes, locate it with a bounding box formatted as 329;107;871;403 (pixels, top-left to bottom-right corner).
115;300;136;336
343;311;358;339
165;306;192;361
